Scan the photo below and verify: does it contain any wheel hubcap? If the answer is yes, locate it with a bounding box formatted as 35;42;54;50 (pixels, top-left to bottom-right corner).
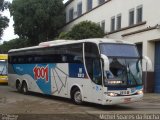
23;86;26;93
74;91;82;103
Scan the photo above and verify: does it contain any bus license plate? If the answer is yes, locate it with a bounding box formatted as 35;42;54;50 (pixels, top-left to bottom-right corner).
124;98;131;103
120;90;130;95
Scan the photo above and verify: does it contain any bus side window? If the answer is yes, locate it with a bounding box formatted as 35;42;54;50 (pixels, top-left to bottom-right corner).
13;57;17;64
85;43;102;85
28;56;33;63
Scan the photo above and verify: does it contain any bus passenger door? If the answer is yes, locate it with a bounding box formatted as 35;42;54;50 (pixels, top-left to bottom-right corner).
91;59;103;104
84;42;103;104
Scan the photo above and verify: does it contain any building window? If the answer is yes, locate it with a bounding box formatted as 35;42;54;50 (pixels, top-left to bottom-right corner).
117;14;121;30
101;20;105;32
77;2;82;17
87;0;92;11
129;9;134;26
98;0;105;5
137;5;143;23
111;16;115;32
65;11;68;23
69;8;74;21
136;43;142;56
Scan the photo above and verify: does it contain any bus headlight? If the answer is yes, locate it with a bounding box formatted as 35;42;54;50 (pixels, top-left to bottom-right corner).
107;80;122;84
107;92;118;97
137;90;143;95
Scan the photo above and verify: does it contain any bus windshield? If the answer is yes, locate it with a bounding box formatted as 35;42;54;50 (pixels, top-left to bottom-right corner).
100;43;139;58
100;43;142;87
0;60;7;76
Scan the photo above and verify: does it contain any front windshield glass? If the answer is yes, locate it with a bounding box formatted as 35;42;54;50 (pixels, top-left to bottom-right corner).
100;43;139;58
105;58;142;86
0;61;7;75
100;43;142;87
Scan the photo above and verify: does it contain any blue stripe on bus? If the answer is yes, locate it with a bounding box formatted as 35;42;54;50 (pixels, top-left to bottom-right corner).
135;86;143;90
69;63;87;78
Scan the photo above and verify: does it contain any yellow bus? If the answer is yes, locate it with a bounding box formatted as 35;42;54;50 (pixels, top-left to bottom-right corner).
0;54;8;83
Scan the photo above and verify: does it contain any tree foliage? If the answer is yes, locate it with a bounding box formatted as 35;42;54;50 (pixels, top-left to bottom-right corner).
0;38;30;53
0;0;10;40
58;32;72;40
10;0;65;45
0;0;10;11
59;21;105;40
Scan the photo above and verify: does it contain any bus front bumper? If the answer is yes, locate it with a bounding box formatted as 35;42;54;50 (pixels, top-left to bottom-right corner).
102;94;143;105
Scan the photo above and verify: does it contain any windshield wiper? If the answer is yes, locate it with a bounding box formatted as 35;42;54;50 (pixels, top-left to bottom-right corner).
0;66;5;75
127;64;138;85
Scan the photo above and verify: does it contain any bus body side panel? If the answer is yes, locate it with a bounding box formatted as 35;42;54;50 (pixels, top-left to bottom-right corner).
8;62;93;102
9;63;57;94
66;63;94;103
8;63;52;94
50;63;92;102
49;62;93;102
50;63;69;97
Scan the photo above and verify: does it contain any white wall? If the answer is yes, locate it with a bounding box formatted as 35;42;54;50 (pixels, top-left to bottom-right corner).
64;0;160;71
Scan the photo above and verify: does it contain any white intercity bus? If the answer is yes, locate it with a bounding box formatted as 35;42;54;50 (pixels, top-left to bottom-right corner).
8;39;152;105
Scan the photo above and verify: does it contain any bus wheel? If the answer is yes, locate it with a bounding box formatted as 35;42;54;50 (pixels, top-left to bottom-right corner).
16;81;21;92
72;88;83;105
21;82;28;95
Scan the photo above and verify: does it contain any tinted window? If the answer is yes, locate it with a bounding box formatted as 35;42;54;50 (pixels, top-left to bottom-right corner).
100;44;139;58
98;0;105;5
77;2;82;17
85;43;102;85
9;44;83;64
117;15;121;30
69;8;74;21
111;17;115;32
87;0;92;11
101;20;105;32
129;10;134;26
137;6;143;23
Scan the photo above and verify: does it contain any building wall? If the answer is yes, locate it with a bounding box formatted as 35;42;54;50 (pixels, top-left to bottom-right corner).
63;0;160;92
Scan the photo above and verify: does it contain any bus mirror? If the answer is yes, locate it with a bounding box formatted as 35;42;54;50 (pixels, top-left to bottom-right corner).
101;54;109;71
143;56;152;71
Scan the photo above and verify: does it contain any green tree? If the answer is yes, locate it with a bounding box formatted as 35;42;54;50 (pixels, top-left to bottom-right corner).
59;21;105;40
0;38;30;53
58;32;72;40
10;0;65;45
0;0;10;40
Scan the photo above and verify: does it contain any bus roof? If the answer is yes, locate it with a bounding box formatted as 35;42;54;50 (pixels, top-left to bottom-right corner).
0;54;8;60
8;38;134;53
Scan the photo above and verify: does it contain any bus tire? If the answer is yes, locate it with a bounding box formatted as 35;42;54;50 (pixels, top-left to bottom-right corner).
21;82;28;95
16;80;21;92
72;88;83;105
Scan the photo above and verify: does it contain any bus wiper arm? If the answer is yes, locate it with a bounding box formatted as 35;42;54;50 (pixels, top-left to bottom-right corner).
0;66;5;75
128;64;138;85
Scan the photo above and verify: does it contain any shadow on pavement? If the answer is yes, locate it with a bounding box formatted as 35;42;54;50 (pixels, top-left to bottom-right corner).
11;90;133;111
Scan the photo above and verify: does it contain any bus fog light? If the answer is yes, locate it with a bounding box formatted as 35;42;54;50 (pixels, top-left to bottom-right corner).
107;92;118;97
137;90;143;95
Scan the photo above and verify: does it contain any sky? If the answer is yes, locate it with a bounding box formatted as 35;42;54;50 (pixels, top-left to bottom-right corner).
1;0;68;44
1;0;18;43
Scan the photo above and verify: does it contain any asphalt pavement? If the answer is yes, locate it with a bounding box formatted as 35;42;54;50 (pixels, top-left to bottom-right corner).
0;85;160;120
